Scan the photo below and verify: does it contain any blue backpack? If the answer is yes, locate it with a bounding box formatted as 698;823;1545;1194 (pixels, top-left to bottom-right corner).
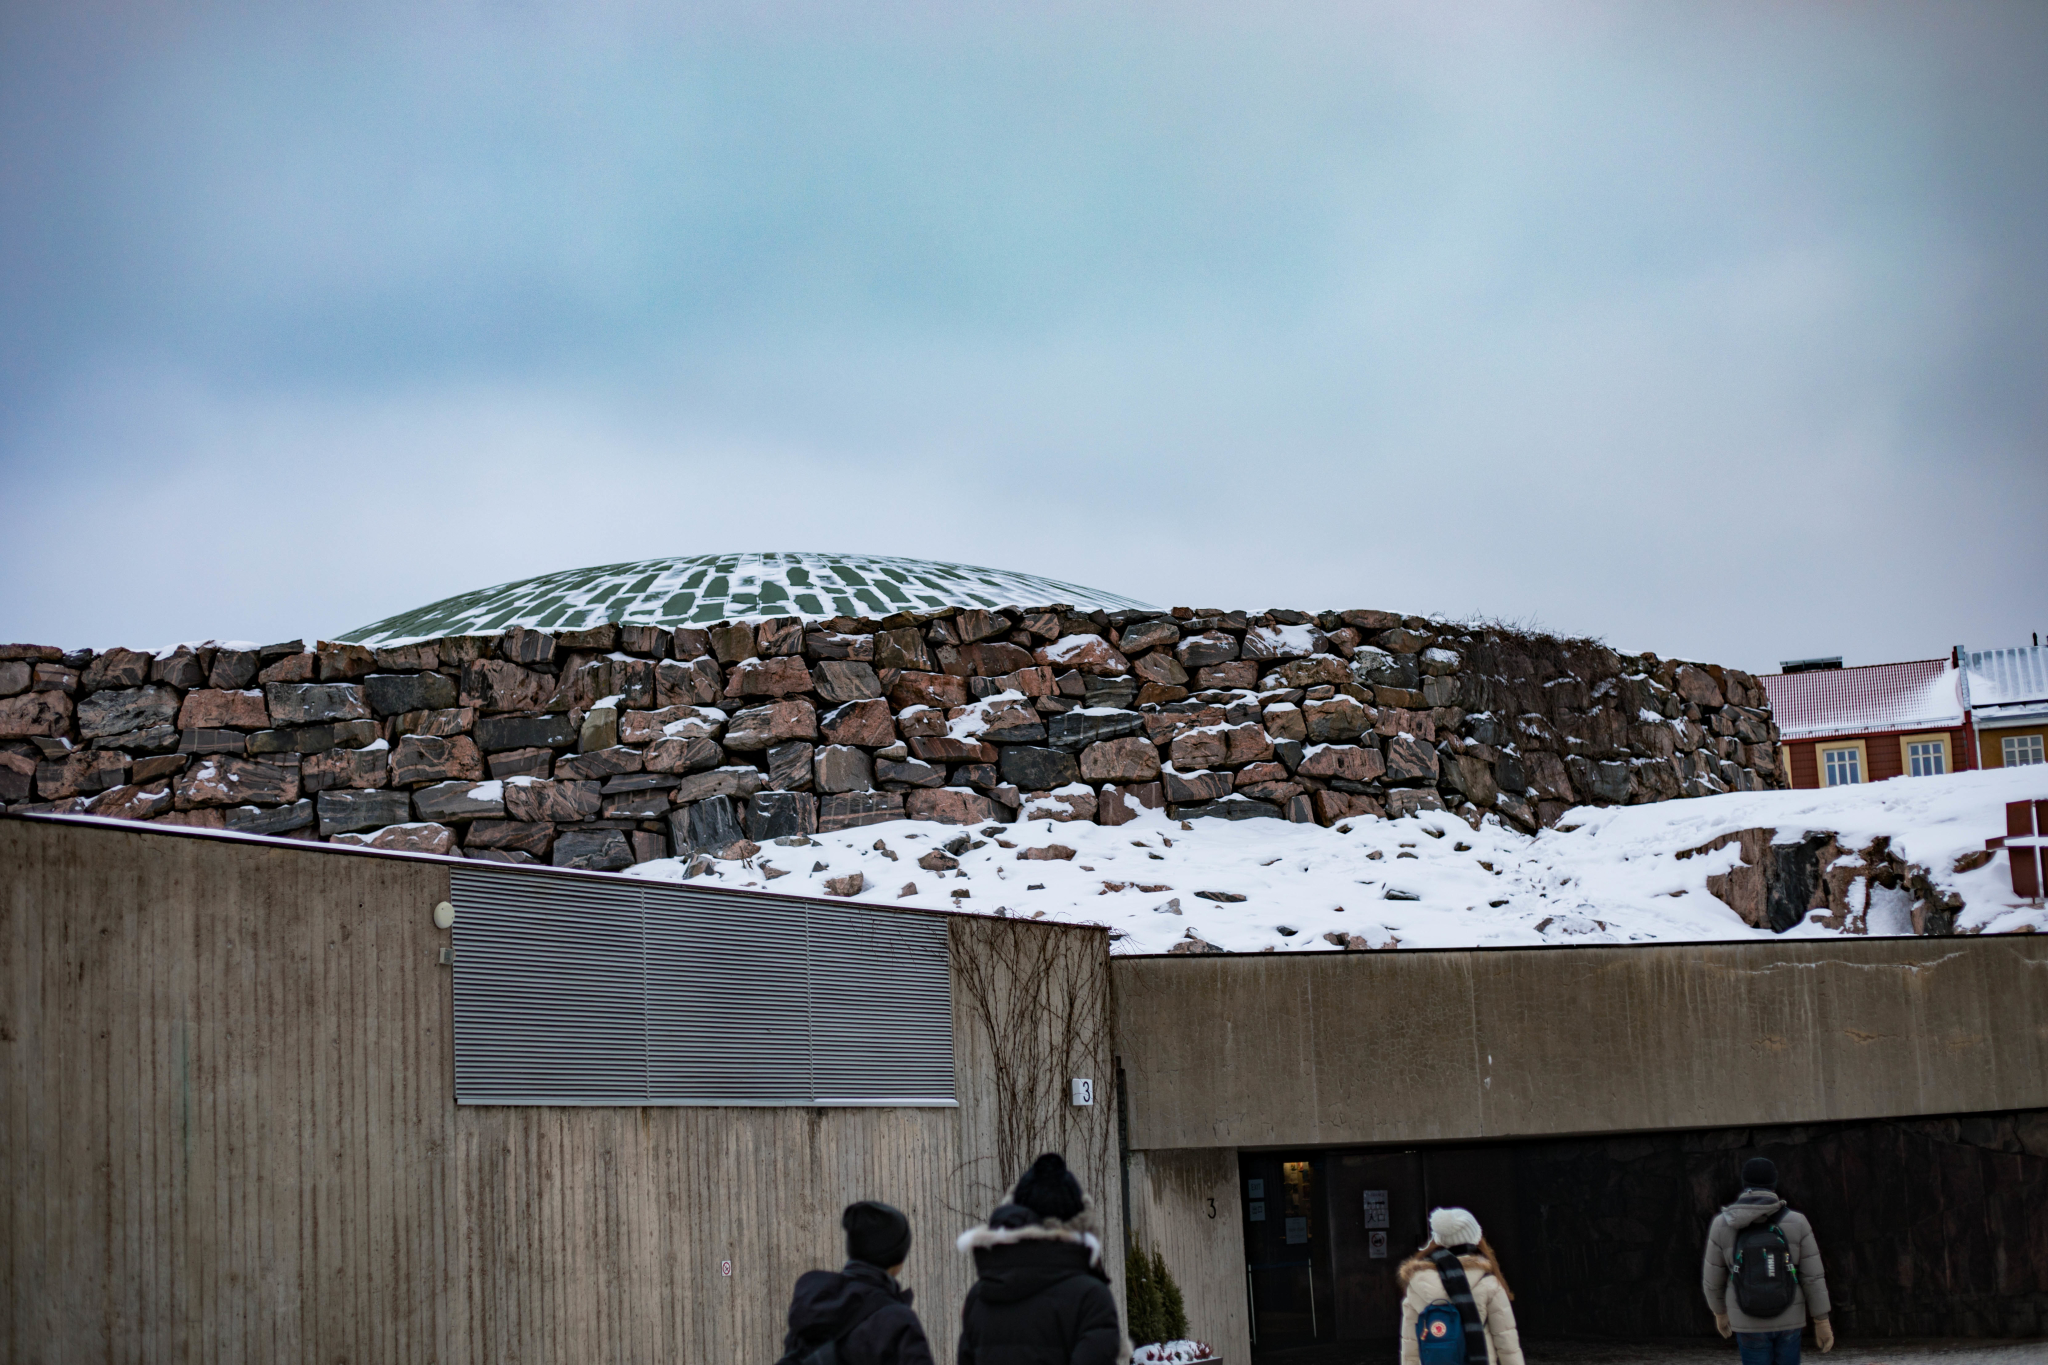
1415;1249;1485;1365
1416;1300;1466;1365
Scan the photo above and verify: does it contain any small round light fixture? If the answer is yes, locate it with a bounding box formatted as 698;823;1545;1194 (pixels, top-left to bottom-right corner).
433;901;455;930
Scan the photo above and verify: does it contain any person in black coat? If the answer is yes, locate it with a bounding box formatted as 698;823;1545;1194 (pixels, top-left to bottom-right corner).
781;1200;937;1365
956;1153;1124;1365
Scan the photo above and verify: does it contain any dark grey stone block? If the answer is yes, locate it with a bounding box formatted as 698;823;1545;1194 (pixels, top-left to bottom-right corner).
316;788;413;836
1000;746;1080;790
180;728;249;756
816;791;904;833
747;790;817;841
76;685;180;740
247;720;379;756
474;713;580;753
767;741;815;792
1046;709;1144;751
1081;676;1138;710
601;790;672;820
670;794;744;856
599;772;679;794
96;724;179;754
225;799;315;835
1167;798;1283;821
412;780;507;823
363;671;458;717
264;682;370;726
552;828;632;871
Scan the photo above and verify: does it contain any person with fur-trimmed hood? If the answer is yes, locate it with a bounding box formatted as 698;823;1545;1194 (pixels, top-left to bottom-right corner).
956;1153;1125;1365
1398;1208;1525;1365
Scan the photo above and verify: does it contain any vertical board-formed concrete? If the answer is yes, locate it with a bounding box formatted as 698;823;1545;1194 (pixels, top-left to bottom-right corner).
1113;937;2048;1152
1125;1148;1248;1362
2;818;1119;1363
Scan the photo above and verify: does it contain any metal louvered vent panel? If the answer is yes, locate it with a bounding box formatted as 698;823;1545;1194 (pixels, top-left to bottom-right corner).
451;865;649;1105
807;902;955;1105
450;866;954;1107
642;881;812;1104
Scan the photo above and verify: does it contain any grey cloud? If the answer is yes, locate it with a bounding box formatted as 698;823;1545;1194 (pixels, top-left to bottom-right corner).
2;1;2043;669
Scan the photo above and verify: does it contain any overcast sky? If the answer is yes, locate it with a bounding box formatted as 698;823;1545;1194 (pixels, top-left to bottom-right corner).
3;1;2043;672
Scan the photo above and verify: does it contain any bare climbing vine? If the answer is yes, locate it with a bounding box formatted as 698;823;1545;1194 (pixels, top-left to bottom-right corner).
950;917;1116;1220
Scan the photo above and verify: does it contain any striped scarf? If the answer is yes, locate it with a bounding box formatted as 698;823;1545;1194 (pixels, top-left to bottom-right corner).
1429;1249;1487;1365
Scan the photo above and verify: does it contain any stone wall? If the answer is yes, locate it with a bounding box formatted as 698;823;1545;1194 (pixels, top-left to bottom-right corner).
1505;1108;2048;1341
0;604;1784;870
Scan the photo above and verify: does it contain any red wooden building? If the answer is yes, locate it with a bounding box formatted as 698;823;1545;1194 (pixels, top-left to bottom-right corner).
1761;655;1971;789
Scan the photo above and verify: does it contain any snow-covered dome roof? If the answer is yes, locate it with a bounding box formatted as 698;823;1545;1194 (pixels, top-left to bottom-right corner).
341;552;1155;645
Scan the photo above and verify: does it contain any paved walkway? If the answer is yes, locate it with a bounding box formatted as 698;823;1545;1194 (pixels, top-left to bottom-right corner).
1523;1340;2048;1364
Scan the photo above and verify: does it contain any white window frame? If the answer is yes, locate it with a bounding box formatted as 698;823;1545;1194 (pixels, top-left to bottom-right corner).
1821;742;1864;786
2002;733;2046;768
1901;733;1949;778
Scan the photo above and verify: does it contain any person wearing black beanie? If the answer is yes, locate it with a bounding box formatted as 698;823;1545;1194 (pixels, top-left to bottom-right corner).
779;1200;935;1365
955;1154;1123;1364
1702;1156;1835;1361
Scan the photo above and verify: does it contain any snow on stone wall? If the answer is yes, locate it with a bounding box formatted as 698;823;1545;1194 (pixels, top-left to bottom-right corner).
0;602;1784;873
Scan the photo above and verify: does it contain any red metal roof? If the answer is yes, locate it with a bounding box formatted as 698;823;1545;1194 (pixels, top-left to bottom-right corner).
1762;658;1964;741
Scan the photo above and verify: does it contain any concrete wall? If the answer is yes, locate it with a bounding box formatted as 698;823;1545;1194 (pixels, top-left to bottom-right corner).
3;817;1118;1364
1113;936;2048;1153
1124;1148;1247;1359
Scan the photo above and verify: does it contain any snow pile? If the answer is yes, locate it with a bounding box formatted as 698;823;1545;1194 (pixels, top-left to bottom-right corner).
1132;1342;1216;1363
625;766;2048;952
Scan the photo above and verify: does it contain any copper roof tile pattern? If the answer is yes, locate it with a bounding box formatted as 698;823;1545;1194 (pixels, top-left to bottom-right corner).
1762;658;1963;741
341;552;1155;645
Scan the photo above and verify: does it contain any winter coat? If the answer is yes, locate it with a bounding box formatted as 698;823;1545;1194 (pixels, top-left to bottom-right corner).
1701;1189;1832;1333
955;1207;1126;1365
1397;1251;1525;1365
782;1260;937;1365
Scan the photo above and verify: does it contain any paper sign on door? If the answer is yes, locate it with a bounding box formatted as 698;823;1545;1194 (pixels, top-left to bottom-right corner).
1363;1190;1389;1229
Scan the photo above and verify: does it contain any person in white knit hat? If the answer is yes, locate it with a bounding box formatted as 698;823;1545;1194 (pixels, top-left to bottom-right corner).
1398;1207;1525;1365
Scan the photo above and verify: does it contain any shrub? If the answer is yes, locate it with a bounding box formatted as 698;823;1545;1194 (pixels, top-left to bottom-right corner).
1125;1243;1189;1345
1125;1244;1164;1345
1153;1246;1188;1341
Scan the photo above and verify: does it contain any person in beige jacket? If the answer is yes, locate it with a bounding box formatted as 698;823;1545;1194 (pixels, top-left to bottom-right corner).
1398;1208;1525;1365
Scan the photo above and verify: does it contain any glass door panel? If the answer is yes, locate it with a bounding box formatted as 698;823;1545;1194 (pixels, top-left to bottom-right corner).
1242;1153;1334;1353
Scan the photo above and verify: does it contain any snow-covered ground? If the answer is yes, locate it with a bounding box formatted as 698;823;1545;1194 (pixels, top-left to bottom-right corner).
626;766;2048;953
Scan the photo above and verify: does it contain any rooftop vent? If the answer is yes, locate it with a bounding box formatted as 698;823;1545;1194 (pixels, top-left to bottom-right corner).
1779;657;1844;675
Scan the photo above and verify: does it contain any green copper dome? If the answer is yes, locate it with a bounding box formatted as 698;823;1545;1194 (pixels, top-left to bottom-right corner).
341;552;1155;645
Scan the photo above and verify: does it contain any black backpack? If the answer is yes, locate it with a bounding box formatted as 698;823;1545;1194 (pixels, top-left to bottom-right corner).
779;1339;844;1365
1731;1221;1800;1318
775;1290;887;1365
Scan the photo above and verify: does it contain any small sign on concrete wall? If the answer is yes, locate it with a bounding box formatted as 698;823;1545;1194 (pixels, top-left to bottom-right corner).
1369;1231;1389;1258
1070;1078;1094;1106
